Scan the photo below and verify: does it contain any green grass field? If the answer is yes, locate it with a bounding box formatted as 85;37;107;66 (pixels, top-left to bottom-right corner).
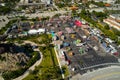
23;47;62;80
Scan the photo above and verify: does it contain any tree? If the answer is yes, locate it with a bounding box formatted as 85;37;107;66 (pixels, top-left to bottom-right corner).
0;0;20;14
104;24;110;30
81;9;87;15
112;28;120;36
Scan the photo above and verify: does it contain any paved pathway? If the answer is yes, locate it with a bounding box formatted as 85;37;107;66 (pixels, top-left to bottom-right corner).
70;66;120;80
0;16;9;29
0;76;4;80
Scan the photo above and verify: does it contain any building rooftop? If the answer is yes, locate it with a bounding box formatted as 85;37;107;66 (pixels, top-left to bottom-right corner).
110;14;120;21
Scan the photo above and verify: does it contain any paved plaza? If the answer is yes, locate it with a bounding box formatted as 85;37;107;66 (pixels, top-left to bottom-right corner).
71;66;120;80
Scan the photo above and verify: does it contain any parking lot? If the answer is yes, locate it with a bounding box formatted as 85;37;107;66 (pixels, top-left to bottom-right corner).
44;16;119;75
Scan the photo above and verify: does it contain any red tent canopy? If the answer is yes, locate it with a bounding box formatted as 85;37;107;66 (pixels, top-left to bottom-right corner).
113;52;119;56
74;20;82;27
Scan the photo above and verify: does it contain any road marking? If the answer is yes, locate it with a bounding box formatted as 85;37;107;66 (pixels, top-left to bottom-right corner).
91;72;120;80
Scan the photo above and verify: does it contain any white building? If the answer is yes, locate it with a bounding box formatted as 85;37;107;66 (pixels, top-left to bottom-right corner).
28;29;38;34
20;0;30;4
110;14;120;22
91;0;116;4
0;3;5;6
41;0;51;4
89;4;98;8
37;28;45;34
28;28;45;34
20;0;45;4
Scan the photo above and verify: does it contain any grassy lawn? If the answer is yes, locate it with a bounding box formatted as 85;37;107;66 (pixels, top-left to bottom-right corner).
96;23;117;40
23;34;62;80
51;48;59;65
40;47;55;67
7;34;52;45
6;34;62;80
23;47;62;80
62;65;70;77
29;34;52;44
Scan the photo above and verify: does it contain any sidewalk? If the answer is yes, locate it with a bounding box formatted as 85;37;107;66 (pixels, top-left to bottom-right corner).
0;76;4;80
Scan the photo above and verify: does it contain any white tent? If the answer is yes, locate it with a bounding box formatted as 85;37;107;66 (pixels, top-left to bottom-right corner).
37;28;45;34
28;29;38;34
41;0;51;4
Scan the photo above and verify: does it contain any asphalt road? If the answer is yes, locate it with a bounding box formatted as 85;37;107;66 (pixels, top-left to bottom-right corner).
87;7;120;12
0;10;70;34
24;10;70;18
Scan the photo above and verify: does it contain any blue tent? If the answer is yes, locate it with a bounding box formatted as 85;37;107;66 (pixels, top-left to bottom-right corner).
50;30;55;37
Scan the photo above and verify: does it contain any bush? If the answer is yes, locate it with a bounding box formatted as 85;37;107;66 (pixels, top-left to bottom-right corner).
112;27;120;36
104;24;110;30
2;68;27;80
0;19;17;35
27;51;40;67
2;51;40;80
